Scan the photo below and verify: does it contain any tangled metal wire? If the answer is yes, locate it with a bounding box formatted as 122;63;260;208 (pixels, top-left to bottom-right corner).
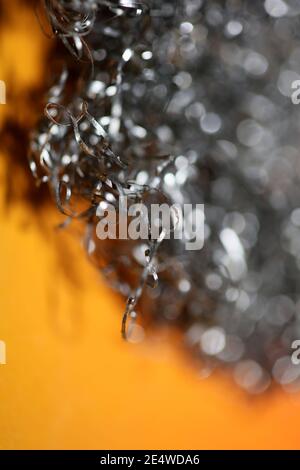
30;0;300;393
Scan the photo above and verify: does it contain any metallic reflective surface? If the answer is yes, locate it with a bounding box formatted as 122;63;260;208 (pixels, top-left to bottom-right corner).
30;0;300;392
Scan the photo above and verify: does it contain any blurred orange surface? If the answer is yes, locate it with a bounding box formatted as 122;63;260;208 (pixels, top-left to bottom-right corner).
0;0;300;450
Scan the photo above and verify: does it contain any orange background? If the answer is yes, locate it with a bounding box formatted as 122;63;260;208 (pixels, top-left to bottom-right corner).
0;1;300;450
